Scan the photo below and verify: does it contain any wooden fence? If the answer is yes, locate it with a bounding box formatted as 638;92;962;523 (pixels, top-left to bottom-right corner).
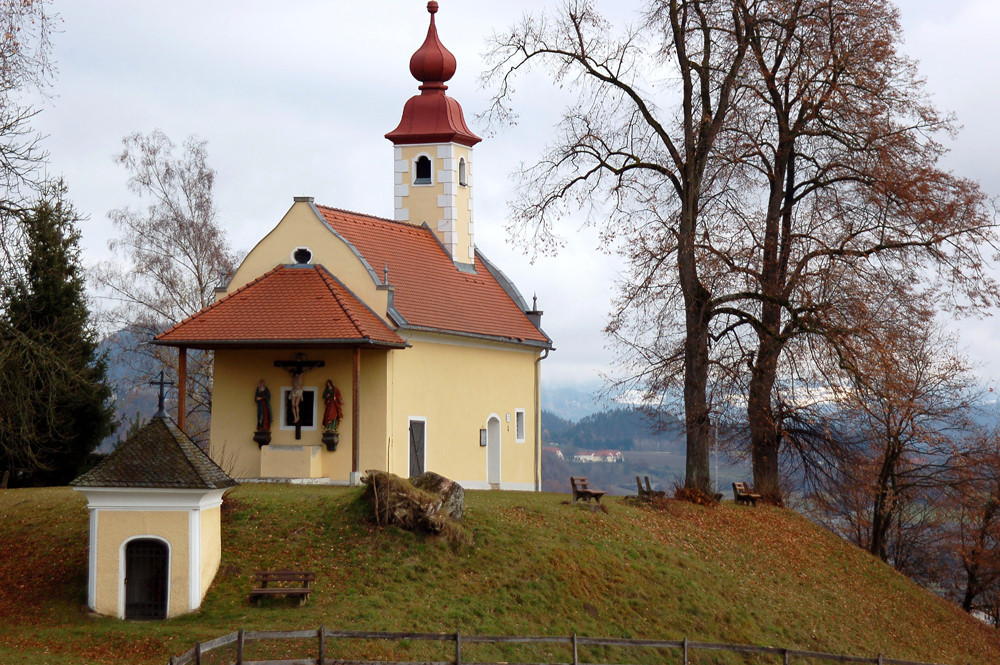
166;628;963;665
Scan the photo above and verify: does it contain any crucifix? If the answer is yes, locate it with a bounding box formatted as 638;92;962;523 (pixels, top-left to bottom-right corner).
149;370;174;420
274;355;325;440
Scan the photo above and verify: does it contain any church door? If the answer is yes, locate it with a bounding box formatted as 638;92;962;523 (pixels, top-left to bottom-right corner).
487;416;501;485
409;419;425;478
124;539;168;620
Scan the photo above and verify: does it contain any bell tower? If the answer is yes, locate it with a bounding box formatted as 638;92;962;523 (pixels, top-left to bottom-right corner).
386;1;481;268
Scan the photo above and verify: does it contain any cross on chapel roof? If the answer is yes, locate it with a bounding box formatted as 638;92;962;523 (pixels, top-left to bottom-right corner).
149;370;173;419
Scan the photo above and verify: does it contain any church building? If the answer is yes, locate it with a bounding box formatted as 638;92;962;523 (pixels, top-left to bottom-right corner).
155;2;552;490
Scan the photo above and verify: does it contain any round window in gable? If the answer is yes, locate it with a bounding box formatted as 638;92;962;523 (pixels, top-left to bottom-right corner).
292;247;313;264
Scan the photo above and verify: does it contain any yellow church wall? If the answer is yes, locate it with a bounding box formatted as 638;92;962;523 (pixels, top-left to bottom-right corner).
209;347;390;482
224;199;386;312
94;510;190;618
388;332;540;489
199;505;222;601
357;349;391;475
261;444;323;478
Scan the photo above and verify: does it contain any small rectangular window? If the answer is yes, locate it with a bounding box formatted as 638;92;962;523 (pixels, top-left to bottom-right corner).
280;387;317;429
515;409;526;442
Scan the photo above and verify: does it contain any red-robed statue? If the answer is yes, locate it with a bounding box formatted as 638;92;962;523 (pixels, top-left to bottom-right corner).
322;379;343;431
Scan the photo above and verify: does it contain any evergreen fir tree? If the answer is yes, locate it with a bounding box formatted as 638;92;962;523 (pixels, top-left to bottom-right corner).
0;182;115;485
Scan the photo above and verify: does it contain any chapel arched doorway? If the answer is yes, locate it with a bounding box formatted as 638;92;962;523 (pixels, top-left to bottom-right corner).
124;538;168;620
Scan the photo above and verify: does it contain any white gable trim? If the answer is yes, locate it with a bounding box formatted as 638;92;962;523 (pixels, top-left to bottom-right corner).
73;487;227;510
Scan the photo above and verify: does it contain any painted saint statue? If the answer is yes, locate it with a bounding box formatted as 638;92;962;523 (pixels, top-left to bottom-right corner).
322;379;344;431
254;379;272;431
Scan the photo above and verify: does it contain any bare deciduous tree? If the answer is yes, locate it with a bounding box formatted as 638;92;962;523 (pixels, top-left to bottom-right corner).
484;0;749;493
0;0;56;285
94;130;242;442
807;305;976;563
714;0;998;496
485;0;997;501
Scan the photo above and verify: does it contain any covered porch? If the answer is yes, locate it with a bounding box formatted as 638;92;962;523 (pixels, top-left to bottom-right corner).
153;264;408;484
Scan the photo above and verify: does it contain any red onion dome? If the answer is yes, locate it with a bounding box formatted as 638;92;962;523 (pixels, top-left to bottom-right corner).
386;1;481;147
409;1;456;89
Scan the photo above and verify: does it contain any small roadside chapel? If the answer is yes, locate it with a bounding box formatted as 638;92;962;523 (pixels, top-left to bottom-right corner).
153;2;553;490
71;377;236;620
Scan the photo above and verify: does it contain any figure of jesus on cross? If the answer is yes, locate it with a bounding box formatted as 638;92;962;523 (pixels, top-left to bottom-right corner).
273;354;325;440
289;369;308;424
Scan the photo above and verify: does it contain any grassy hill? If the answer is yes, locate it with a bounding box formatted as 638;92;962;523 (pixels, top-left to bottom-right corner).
1;485;998;665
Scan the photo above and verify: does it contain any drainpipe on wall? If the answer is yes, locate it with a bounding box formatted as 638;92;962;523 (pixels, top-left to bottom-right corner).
534;348;549;492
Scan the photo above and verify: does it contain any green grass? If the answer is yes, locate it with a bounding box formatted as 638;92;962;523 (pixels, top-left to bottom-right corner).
1;485;998;665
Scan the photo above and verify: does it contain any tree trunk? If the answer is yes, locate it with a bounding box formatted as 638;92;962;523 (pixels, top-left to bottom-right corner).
962;568;979;612
683;292;713;493
679;190;713;494
747;138;794;498
749;323;783;496
869;447;900;560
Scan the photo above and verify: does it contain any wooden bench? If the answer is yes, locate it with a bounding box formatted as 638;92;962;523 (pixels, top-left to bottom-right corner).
249;570;315;606
636;475;666;499
732;482;762;507
570;476;606;504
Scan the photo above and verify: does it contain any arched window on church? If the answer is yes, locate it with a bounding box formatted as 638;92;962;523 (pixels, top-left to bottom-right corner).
458;158;467;187
414;155;432;184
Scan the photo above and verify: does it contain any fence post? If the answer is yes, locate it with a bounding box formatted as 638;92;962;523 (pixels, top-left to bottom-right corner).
878;654;883;665
783;648;789;665
572;633;579;665
194;642;202;665
237;628;244;665
456;630;462;665
319;626;325;665
682;637;688;665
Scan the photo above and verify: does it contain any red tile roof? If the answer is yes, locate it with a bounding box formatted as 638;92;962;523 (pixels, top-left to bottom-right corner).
316;206;550;346
155;265;407;349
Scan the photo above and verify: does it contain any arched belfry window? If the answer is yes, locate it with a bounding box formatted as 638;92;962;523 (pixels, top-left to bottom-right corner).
414;155;432;185
458;158;467;187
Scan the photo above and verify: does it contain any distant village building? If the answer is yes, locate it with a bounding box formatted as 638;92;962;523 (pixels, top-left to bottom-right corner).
153;2;552;490
71;408;235;620
572;450;624;463
542;446;565;460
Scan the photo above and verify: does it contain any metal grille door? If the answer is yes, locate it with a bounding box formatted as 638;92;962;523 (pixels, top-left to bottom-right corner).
124;539;168;620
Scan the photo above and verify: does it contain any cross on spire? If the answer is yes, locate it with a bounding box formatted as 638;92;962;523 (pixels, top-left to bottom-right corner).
149;370;174;419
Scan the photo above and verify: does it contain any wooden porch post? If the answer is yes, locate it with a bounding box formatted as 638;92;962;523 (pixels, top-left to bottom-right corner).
177;346;188;432
352;347;361;475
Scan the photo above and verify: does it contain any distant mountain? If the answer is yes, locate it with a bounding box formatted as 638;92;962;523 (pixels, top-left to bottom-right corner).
542;407;685;453
541;384;605;420
97;331;159;452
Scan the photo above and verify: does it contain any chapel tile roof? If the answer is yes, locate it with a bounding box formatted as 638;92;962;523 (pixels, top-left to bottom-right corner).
316;206;551;346
154;265;408;349
71;418;236;490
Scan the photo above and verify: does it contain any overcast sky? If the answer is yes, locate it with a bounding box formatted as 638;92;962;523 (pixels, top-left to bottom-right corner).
30;0;1000;392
